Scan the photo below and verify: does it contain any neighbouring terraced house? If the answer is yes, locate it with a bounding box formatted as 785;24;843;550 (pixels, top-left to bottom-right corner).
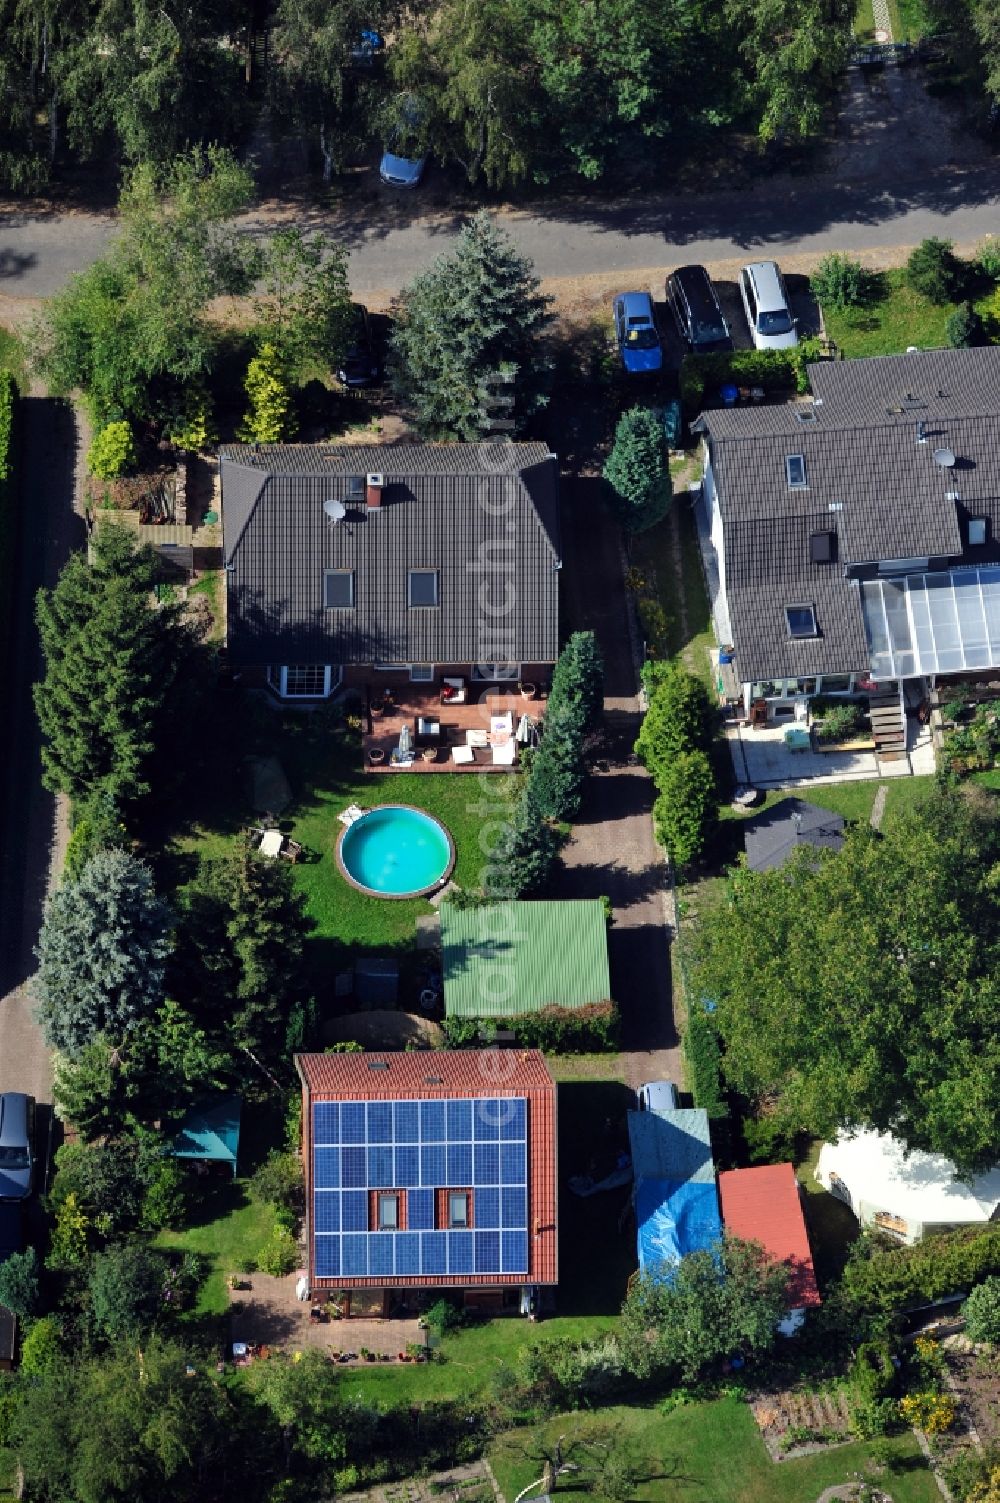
694;348;1000;743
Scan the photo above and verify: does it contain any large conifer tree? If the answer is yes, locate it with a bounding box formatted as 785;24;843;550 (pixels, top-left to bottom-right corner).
390;212;551;439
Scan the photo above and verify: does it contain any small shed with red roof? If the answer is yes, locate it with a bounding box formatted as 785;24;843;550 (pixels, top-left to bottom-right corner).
296;1050;557;1318
717;1162;820;1335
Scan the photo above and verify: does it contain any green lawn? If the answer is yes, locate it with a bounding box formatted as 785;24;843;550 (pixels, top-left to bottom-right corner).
719;775;936;831
490;1399;939;1503
854;0;875;36
155;1177;281;1316
630;483;716;693
0;324;28;390
892;0;928;39
162;694;515;976
821;268;997;359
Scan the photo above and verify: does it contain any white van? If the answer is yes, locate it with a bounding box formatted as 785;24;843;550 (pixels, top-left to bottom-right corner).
739;261;799;350
636;1080;679;1115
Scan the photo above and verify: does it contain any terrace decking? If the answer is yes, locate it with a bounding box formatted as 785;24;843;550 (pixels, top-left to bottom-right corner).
363;688;544;773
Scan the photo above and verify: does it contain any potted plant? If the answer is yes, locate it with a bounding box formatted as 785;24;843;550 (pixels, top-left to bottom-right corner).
368;748;385;766
519;681;537;700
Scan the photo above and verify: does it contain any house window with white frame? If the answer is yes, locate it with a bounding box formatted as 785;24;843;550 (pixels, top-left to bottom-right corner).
784;604;817;639
471;662;520;681
269;665;341;698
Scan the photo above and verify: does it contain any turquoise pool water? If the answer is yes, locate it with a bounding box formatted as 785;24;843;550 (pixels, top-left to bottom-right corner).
338;805;454;898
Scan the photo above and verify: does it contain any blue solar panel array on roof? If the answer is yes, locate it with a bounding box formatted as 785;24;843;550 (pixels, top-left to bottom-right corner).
313;1097;529;1279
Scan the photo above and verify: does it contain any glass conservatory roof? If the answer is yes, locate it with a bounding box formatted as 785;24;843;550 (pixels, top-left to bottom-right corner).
861;567;1000;680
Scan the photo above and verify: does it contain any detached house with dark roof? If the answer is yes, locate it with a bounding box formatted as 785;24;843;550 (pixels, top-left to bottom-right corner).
219;441;560;700
694;348;1000;722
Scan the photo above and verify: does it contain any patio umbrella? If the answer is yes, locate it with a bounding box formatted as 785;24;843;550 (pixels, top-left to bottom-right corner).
397;723;412;760
516;714;532;745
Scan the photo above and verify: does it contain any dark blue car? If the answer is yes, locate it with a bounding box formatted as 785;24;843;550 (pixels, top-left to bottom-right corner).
613;291;663;375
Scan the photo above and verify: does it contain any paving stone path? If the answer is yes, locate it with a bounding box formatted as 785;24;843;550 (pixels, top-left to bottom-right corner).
872;0;893;39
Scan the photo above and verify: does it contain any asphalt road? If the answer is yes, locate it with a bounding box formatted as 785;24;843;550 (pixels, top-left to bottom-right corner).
2;64;1000;302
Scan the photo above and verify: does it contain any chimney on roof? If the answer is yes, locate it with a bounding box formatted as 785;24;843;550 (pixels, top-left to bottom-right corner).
366;472;384;508
916;421;927;444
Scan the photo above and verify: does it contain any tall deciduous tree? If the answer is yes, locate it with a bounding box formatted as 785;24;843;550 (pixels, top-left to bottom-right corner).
269;0;396;183
35;147;256;423
725;0;855;144
88;1242;167;1341
8;1338;264;1503
692;788;1000;1175
34;526;192;812
35;849;172;1058
253;229;354;382
57;0;248;166
390;211;551;439
620;1238;790;1381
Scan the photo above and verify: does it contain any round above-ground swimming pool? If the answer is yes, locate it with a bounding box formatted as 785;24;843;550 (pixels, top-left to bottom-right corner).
337;805;455;899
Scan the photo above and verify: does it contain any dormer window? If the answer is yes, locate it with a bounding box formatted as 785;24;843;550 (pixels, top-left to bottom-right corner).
969;518;988;546
810;531;835;564
786;454;807;488
785;604;817;639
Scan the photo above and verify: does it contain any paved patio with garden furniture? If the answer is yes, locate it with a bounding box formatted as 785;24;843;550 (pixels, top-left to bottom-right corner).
363;686;544;773
229;1273;428;1360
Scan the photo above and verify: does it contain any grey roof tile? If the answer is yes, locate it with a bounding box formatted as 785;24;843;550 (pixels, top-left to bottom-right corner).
221;443;560;667
743;797;845;871
698;349;1000;682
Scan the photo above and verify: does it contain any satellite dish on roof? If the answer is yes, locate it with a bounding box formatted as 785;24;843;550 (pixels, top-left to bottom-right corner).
933;448;956;469
323;498;347;523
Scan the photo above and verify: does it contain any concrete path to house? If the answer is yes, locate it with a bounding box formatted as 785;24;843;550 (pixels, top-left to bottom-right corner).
553;475;682;1094
0;394;86;1107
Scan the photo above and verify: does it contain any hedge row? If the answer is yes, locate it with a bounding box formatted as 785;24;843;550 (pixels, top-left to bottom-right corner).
682;1006;727;1119
0;371;19;665
842;1223;1000;1314
679;348;802;413
442;1001;620;1055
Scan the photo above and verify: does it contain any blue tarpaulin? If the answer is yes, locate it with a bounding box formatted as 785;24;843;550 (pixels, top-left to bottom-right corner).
628;1109;721;1279
169;1095;242;1178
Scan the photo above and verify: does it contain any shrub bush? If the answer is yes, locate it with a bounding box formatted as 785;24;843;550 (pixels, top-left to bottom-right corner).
250;1151;305;1217
906;238;963;304
652;750;716;869
636;661;716;777
976;236;1000;283
946;301;987;349
442;1001;620;1054
86;420;136;480
899;1390;957;1436
683;1006;727;1119
18;1315;63;1376
842;1224;1000;1313
963;1275;1000;1344
811;253;871;311
240;342;292;443
680;349;798;413
257;1226;300;1277
423;1297;465;1336
814;702;867;743
0;370;20;665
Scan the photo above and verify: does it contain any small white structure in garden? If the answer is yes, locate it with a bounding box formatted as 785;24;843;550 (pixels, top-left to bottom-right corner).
816;1130;1000;1245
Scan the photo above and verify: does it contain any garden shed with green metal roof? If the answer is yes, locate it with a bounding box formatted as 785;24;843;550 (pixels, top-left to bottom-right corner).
440;900;611;1019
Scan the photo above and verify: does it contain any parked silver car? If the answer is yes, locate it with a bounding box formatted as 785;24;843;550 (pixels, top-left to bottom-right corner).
0;1094;35;1200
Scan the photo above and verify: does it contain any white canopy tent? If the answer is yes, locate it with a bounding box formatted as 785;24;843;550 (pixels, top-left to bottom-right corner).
816;1130;1000;1245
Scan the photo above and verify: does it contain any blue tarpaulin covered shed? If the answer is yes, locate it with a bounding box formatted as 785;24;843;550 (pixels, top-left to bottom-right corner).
169;1095;242;1178
628;1108;721;1279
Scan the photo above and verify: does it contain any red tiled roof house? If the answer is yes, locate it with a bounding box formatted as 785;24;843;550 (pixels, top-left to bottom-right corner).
295;1050;557;1317
717;1163;821;1335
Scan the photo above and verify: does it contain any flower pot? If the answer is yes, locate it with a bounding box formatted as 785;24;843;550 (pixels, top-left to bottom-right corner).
519;682;537;700
421;747;437;763
368;749;385;766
